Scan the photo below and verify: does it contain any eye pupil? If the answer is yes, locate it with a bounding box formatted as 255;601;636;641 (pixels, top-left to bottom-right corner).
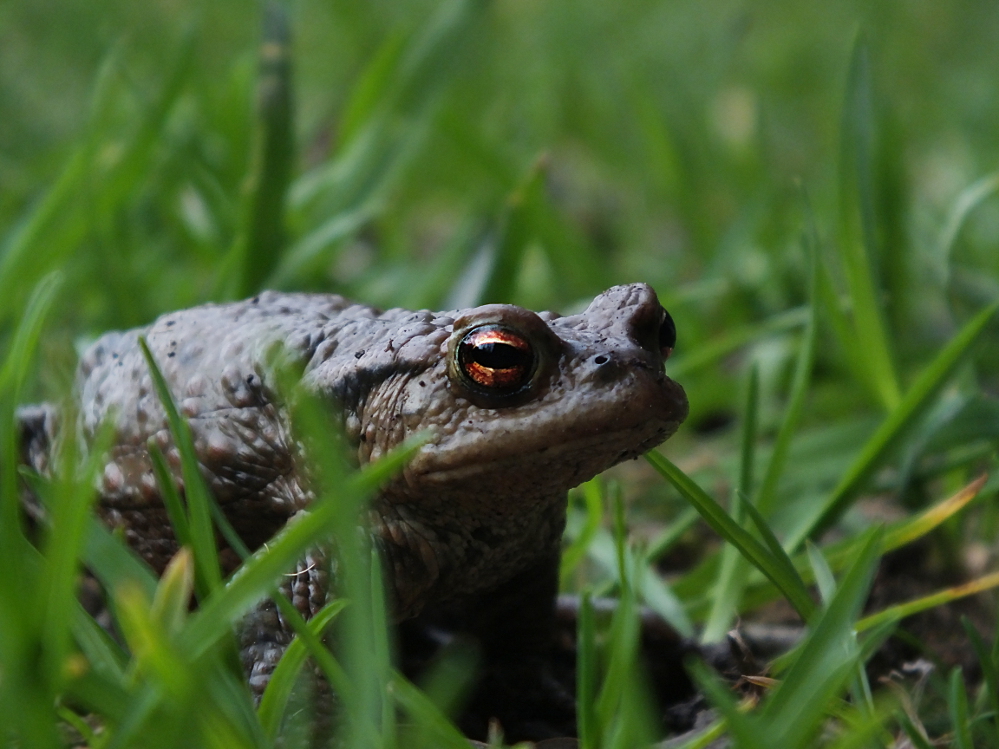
457;325;536;394
469;342;530;370
659;307;677;356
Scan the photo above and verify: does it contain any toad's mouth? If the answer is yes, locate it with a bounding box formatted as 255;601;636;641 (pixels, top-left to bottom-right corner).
402;416;686;496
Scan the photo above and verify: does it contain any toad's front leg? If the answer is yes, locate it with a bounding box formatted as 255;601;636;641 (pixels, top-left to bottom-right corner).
400;550;576;742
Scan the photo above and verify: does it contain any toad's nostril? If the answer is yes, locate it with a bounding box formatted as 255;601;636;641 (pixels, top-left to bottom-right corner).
594;355;609;365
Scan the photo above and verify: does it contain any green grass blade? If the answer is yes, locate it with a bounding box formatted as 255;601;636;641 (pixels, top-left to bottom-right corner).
233;2;295;298
389;672;471;749
0;272;62;600
857;570;999;634
738;366;760;503
72;602;129;680
742;500;814;611
646;506;700;562
39;433;112;692
478;158;546;304
561;478;605;585
338;31;408;146
687;659;766;749
148;444;194;551
583;527;693;636
0;149;87;325
62;667;132;724
762;528;882;747
0;271;63;401
794;298;999;544
82;516;159;600
837;34;901;412
404;642;477;749
647;452;815;621
711;474;985;618
138;337;223;598
895;710;935;749
370;549;396;746
949;668;972;749
963;616;999;741
805;541;836;604
938;171;999;267
180;434;420;658
257;598;347;739
703;365;759;642
756;262;817;517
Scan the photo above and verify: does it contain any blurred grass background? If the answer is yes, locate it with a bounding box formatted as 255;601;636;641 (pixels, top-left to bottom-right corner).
4;0;998;371
3;0;999;745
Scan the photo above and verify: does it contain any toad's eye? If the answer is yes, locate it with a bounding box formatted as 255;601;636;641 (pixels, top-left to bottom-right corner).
659;307;677;358
457;325;536;394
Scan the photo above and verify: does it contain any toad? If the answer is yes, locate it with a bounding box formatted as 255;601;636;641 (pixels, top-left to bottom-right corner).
18;283;687;739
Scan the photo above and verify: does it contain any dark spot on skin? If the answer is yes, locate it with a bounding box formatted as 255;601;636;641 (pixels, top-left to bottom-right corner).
170;341;176;347
252;296;260;304
354;350;365;359
112;353;119;359
167;352;175;358
247;375;255;384
165;320;175;327
594;355;609;365
419;381;426;387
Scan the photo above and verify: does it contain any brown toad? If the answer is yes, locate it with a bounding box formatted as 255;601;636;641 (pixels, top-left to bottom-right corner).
18;282;687;738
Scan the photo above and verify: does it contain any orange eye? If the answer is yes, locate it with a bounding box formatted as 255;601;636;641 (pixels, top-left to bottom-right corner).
457;325;536;394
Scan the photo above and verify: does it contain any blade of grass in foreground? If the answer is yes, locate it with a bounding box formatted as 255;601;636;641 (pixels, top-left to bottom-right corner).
178;432;423;659
139;337;223;598
389;673;473;749
0;274;63;746
257;599;348;739
0;272;62;583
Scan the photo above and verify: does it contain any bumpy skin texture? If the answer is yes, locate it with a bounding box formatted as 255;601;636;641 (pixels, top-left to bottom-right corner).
23;283;688;736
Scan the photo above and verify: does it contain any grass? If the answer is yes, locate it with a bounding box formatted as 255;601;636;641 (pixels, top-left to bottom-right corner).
3;0;999;746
